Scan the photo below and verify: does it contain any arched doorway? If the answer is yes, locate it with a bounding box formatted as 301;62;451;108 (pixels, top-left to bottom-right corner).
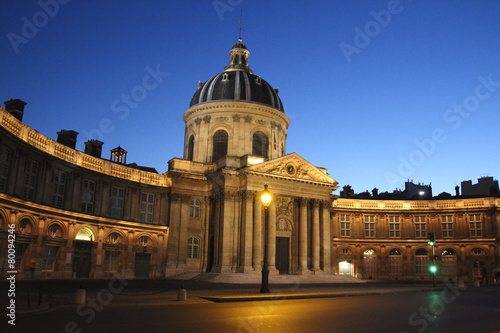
388;248;402;275
363;249;377;278
441;248;458;278
73;227;95;278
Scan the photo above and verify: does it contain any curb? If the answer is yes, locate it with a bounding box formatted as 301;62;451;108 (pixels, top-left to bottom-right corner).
201;287;439;303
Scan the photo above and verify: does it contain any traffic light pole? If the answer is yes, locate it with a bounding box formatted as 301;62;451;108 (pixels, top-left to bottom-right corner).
431;244;436;287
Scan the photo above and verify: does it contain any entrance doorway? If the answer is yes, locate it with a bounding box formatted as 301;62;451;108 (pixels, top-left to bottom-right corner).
73;240;92;278
134;253;151;277
275;237;289;274
339;261;352;275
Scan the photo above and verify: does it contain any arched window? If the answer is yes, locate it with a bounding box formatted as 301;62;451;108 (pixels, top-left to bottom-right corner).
187;237;200;259
187;135;194;161
212;130;228;162
190;199;201;218
415;248;429;274
389;248;402;274
252;131;268;158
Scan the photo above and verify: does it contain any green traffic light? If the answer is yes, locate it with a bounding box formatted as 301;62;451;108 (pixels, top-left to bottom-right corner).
428;241;434;246
429;265;437;273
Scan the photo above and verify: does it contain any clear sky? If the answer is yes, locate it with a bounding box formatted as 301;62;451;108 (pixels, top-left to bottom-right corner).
1;0;499;195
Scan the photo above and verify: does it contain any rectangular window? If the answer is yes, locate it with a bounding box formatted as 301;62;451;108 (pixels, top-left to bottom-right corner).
140;193;154;223
23;159;38;200
0;146;12;193
441;215;454;238
81;179;95;214
187;237;200;259
110;187;125;219
51;169;66;208
15;243;29;270
364;215;375;238
415;216;426;238
41;246;58;271
104;250;121;271
469;214;482;237
389;216;400;238
340;214;351;237
389;256;402;274
415;256;429;274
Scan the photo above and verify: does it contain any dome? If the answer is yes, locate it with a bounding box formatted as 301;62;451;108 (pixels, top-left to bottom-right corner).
189;39;285;113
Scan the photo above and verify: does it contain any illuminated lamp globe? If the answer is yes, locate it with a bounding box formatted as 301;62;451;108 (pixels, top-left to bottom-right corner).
261;184;272;208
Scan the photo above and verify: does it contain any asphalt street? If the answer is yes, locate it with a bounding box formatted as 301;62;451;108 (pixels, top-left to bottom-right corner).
3;287;500;333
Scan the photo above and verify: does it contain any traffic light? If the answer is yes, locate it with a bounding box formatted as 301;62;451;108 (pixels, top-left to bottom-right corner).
433;255;439;261
428;232;435;246
429;264;437;274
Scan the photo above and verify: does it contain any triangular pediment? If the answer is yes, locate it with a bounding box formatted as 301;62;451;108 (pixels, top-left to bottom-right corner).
246;153;338;186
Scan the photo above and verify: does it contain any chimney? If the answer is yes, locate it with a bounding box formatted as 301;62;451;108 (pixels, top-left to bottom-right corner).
84;140;104;158
4;99;27;122
372;188;379;197
455;185;460;197
57;130;79;149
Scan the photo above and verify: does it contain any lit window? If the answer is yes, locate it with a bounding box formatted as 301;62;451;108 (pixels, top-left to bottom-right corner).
190;199;201;218
187;237;200;259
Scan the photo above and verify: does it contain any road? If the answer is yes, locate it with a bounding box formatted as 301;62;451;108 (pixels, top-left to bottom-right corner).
5;288;500;333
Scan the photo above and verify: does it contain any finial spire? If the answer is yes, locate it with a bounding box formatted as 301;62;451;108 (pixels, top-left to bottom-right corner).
238;9;243;42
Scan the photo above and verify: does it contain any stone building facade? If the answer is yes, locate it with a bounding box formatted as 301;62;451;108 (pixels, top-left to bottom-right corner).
0;39;498;281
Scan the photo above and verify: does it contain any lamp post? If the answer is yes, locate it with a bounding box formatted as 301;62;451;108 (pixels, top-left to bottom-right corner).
260;184;272;293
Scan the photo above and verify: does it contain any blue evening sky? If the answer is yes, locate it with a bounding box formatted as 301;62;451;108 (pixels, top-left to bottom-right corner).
1;0;499;195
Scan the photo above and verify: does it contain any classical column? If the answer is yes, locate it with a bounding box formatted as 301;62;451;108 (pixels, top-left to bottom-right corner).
312;200;320;272
243;191;254;272
268;200;277;272
299;198;308;273
125;230;135;279
220;191;235;273
322;202;332;273
253;195;262;270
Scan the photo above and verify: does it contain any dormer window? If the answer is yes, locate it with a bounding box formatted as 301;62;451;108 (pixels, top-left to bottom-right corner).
255;77;262;85
222;73;229;82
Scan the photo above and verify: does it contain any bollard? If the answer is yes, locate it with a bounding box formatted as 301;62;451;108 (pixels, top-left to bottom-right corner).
177;289;187;301
458;279;465;288
75;287;86;304
474;279;480;287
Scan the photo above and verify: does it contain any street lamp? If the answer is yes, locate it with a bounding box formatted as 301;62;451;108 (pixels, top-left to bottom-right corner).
260;184;271;293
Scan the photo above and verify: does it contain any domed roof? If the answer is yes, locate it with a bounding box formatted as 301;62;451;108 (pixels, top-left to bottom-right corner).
189;39;284;113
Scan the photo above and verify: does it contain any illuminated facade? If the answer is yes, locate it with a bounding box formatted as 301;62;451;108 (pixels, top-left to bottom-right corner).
0;40;498;281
